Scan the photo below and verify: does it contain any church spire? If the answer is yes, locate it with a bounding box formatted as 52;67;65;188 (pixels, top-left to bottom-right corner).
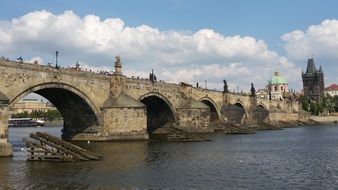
319;65;323;72
306;58;317;74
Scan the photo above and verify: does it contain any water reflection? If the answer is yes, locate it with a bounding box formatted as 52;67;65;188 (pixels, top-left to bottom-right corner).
0;157;12;189
2;125;338;189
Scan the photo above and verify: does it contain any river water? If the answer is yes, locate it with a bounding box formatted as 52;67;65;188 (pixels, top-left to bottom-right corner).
1;125;338;189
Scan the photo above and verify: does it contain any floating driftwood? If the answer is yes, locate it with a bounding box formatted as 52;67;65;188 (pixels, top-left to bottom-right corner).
23;132;102;161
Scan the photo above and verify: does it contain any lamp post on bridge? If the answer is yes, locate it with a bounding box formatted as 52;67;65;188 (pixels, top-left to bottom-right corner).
55;51;59;68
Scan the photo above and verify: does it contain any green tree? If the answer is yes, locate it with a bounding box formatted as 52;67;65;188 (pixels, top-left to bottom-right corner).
310;101;318;115
300;95;310;111
316;101;324;115
29;110;45;118
11;109;63;120
45;110;62;121
11;111;29;118
335;96;338;112
322;94;335;113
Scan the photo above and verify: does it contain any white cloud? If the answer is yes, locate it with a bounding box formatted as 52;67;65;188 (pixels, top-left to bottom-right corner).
0;10;300;91
282;19;338;60
282;19;338;86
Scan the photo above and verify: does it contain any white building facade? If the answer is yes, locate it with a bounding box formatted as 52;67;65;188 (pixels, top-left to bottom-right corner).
267;71;288;100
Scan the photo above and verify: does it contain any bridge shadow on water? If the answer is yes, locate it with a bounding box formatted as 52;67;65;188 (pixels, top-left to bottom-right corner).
4;125;338;189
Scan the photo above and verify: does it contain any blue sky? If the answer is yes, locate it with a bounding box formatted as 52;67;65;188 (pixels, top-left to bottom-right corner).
2;0;338;53
1;0;338;92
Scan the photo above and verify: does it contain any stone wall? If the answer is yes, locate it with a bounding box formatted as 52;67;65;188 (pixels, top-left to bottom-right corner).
102;107;148;140
269;112;305;125
310;116;338;123
0;105;9;144
176;108;210;131
0;59;302;145
0;102;12;156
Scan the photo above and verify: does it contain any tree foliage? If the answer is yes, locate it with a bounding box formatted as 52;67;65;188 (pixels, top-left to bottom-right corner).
11;111;29;118
335;96;338;112
300;96;310;111
300;94;337;115
11;110;62;120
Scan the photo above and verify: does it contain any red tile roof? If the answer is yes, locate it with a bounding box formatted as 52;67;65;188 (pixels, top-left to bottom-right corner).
325;83;338;91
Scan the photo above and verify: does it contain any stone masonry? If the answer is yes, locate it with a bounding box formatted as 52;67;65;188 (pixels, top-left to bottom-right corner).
0;58;300;156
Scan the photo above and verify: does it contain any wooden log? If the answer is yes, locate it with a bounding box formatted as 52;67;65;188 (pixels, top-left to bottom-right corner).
23;138;65;157
37;132;102;159
36;132;101;160
27;149;54;153
27;155;64;159
27;154;73;161
29;133;89;161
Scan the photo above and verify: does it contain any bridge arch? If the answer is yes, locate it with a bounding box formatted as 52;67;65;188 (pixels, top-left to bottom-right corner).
257;102;267;109
10;82;101;138
139;92;176;133
233;100;248;116
253;103;269;123
199;97;220;122
221;100;248;125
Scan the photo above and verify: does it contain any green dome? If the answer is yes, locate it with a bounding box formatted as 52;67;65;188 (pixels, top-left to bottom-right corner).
268;71;287;85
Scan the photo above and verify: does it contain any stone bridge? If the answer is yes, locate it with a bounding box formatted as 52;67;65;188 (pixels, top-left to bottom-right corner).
0;58;299;156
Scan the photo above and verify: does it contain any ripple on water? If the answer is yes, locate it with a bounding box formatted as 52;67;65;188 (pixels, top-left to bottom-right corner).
2;125;338;189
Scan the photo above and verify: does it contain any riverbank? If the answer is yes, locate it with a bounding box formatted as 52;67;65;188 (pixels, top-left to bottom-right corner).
209;121;281;134
309;115;338;124
208;116;338;135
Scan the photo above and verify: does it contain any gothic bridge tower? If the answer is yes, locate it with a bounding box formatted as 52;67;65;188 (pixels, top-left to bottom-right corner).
302;58;324;101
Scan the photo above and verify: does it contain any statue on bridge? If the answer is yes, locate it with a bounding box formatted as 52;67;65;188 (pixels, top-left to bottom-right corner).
149;70;157;82
114;55;122;75
115;55;121;67
223;79;229;93
250;83;256;96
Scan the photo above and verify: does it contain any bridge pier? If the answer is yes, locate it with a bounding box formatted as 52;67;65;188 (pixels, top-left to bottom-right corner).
100;92;148;140
0;93;12;156
247;95;257;125
176;98;211;132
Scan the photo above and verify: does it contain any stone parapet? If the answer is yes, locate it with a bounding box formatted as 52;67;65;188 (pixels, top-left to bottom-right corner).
0;143;12;156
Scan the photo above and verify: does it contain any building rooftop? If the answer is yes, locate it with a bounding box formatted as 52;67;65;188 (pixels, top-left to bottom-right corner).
324;83;338;91
268;71;287;85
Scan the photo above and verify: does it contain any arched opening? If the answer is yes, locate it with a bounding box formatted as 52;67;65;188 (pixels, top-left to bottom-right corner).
234;102;247;124
221;102;246;125
257;104;266;109
234;102;245;109
10;84;99;140
201;99;219;122
140;95;175;134
253;105;269;123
